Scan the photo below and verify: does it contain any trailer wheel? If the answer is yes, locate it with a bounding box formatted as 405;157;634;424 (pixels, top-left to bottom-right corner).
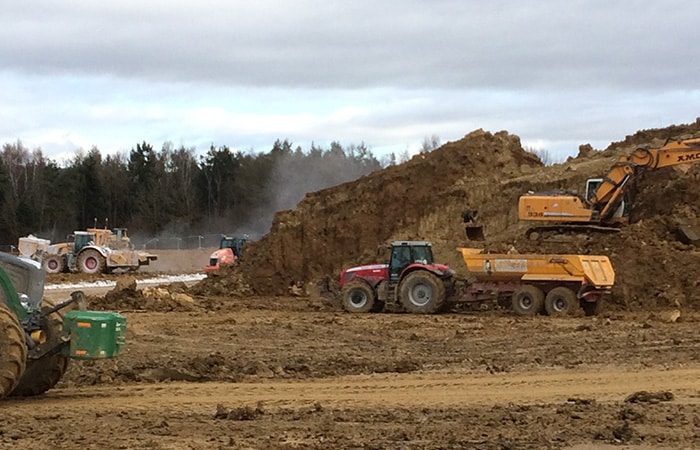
43;254;65;274
11;298;70;397
544;287;579;316
78;249;105;274
399;271;445;314
0;303;27;399
341;280;376;313
511;285;544;316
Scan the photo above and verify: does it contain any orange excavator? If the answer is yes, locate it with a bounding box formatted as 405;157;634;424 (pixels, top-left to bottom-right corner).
518;138;700;240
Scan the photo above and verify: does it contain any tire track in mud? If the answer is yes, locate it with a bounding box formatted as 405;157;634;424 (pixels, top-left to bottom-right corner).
7;367;700;413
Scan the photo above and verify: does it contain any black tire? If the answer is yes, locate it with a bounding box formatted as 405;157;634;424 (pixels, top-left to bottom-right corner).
399;271;446;314
43;254;65;274
11;298;70;397
0;303;27;399
511;285;544;316
544;287;579;316
78;249;105;274
341;280;376;313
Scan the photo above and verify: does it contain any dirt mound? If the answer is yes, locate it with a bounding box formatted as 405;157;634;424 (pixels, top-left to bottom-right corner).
88;277;198;312
238;129;542;295
232;122;700;310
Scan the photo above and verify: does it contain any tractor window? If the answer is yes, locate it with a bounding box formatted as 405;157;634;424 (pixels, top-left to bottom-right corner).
73;234;93;252
411;246;434;265
390;246;411;279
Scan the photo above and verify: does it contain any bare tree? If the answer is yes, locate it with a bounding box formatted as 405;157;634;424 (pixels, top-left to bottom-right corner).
420;135;441;153
524;146;552;166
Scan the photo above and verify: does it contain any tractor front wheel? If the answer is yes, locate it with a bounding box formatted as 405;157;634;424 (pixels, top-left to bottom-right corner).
78;249;105;274
43;254;65;274
399;271;445;314
341;280;376;313
11;298;70;397
0;303;27;399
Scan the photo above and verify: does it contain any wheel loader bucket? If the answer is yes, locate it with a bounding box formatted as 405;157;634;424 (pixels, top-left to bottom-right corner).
465;224;485;241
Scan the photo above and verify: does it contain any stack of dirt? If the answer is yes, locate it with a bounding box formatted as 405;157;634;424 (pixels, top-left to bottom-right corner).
237;129;541;295
228;121;700;310
89;277;198;312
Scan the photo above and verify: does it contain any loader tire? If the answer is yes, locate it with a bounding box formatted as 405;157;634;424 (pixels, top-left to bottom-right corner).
78;249;105;274
0;303;27;399
11;298;69;397
341;280;376;313
544;287;579;316
399;271;445;314
43;254;65;274
511;285;544;316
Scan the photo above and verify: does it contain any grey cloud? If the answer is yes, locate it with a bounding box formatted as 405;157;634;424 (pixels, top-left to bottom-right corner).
1;1;698;91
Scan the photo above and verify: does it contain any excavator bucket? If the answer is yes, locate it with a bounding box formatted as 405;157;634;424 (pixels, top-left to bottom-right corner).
461;210;485;241
465;225;485;241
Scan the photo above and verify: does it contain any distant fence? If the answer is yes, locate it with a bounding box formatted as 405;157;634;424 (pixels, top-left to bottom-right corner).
1;233;258;252
136;234;224;250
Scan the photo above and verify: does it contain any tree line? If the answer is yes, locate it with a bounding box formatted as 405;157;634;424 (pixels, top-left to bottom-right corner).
0;138;402;246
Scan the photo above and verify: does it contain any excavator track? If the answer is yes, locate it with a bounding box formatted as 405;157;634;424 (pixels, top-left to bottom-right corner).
526;224;621;241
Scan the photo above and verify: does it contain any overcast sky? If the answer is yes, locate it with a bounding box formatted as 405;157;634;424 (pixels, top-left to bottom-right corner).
1;1;698;164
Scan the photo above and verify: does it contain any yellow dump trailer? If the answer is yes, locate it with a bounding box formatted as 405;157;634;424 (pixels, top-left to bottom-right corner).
455;248;615;316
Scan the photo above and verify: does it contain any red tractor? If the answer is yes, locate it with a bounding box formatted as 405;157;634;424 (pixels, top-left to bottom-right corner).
338;241;455;314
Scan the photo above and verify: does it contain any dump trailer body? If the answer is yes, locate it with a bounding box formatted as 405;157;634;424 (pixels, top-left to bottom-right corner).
459;248;615;287
455;248;615;315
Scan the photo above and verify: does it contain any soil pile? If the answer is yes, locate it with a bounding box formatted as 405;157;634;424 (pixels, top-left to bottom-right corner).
88;277;198;312
230;121;700;309
237;129;542;295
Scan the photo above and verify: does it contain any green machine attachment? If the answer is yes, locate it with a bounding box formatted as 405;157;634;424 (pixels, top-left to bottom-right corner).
62;310;126;359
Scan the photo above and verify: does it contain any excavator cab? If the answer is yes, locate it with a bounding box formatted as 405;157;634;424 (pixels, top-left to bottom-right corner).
586;178;630;221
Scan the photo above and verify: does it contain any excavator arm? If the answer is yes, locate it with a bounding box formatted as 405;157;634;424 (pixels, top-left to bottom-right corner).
590;138;700;220
517;138;700;238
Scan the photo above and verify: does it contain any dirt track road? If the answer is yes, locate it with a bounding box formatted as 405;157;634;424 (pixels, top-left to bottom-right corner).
7;367;700;412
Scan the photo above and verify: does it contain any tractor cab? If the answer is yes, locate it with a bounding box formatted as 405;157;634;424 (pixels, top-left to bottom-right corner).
388;241;434;282
220;235;247;258
72;231;95;254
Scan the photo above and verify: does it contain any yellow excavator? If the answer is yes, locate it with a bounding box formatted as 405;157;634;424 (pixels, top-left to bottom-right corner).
518;138;700;240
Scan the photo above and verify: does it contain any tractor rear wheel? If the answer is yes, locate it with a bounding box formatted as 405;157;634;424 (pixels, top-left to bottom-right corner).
78;249;105;274
399;271;445;314
11;298;70;397
43;254;65;274
511;285;544;316
0;303;27;399
544;287;579;316
341;280;376;313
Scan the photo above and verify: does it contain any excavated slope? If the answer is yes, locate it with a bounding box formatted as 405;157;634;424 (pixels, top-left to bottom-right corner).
231;121;700;310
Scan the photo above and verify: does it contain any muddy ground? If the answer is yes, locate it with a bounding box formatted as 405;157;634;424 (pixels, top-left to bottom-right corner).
5;123;700;449
2;248;700;449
